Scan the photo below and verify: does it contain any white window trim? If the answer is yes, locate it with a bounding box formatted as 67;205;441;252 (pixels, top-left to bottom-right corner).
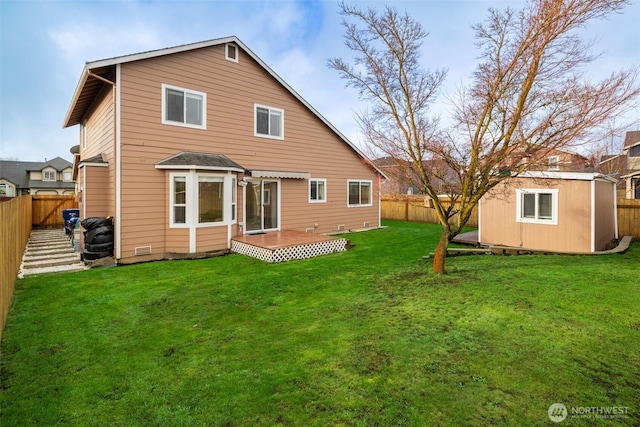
347;179;373;207
309;178;327;203
43;169;56;181
548;155;560;171
169;172;235;228
225;43;238;63
161;83;207;130
254;104;284;140
516;188;559;225
81;121;87;149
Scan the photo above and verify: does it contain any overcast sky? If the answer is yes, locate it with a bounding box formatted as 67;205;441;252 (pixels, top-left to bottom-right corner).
1;0;638;162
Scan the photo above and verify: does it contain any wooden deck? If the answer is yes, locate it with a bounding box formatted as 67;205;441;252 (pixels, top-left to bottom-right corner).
231;230;350;263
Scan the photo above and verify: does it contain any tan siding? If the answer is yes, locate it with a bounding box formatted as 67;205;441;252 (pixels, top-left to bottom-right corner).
481;178;592;252
81;85;117;219
594;180;616;250
196;227;229;251
82;166;110;218
106;43;379;260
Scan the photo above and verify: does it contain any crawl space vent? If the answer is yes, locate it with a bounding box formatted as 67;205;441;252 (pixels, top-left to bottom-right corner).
135;246;152;256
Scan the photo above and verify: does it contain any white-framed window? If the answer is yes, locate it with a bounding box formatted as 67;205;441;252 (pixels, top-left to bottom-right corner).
169;172;236;227
63;170;72;181
43;170;56;181
171;175;187;225
309;178;326;203
225;43;238;62
0;182;14;197
231;177;237;221
548;155;560;171
81;122;87;149
254;104;284;139
516;189;559;225
162;84;206;129
347;180;372;207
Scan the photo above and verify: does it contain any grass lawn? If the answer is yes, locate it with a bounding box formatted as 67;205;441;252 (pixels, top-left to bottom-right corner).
1;220;639;426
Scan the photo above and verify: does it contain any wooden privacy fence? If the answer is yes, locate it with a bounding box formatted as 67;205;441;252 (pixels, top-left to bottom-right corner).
0;195;33;339
382;195;640;240
32;194;78;227
381;195;479;228
617;199;640;240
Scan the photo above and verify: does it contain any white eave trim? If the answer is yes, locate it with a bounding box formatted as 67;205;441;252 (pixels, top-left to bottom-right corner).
78;162;109;168
250;170;311;179
518;171;617;183
154;164;245;173
620;170;640;179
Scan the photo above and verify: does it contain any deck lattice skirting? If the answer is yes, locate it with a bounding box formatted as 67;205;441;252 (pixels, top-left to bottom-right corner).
231;238;349;263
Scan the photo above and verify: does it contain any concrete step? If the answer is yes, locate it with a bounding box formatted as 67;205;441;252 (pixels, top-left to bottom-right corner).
23;252;81;263
19;228;86;277
22;254;81;269
18;263;87;278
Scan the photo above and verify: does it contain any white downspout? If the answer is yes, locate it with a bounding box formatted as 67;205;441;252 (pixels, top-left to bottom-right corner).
115;64;122;260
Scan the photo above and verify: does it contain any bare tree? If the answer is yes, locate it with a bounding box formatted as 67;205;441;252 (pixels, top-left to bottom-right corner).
330;0;640;274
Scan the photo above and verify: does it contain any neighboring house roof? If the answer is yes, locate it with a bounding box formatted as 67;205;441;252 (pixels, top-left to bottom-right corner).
623;130;640;150
0;157;73;190
155;152;245;172
63;36;385;178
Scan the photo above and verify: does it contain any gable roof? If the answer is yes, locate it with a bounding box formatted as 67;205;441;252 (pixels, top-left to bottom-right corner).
0;157;73;189
63;36;385;178
623;130;640;150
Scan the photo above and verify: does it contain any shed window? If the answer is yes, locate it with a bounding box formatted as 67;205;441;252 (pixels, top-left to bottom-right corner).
162;84;206;129
516;189;558;225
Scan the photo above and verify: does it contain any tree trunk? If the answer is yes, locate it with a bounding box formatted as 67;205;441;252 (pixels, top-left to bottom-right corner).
432;229;450;274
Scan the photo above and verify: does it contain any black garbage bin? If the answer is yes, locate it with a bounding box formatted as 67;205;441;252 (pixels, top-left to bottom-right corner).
81;216;114;261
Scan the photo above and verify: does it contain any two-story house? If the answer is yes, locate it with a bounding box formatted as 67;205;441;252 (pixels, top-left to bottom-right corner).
63;36;385;264
620;131;640;199
596;131;640;199
0;157;74;198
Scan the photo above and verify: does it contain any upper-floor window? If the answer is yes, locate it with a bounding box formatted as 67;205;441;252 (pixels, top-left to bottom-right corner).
225;43;238;62
254;104;284;139
81;122;87;149
516;189;559;225
348;180;372;207
63;170;72;181
162;84;206;130
629;145;640;157
309;179;326;203
43;170;56;181
548;156;560;171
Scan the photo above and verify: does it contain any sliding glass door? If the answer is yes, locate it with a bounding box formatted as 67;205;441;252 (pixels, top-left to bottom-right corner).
245;180;279;233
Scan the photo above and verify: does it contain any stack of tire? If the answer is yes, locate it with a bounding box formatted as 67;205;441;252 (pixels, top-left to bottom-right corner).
82;217;114;261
